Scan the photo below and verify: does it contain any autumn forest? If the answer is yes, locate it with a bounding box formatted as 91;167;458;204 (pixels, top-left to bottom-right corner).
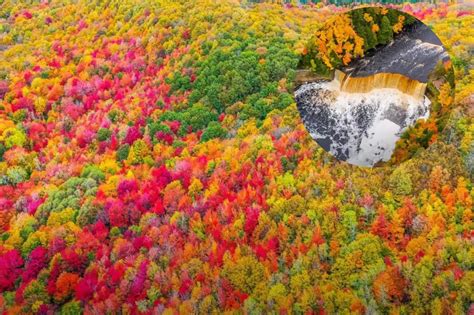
0;0;472;314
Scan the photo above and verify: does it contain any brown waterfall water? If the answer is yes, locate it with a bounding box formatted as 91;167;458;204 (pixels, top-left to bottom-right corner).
334;70;427;100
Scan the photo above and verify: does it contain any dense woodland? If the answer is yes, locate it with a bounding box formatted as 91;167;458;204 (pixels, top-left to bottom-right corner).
0;0;472;314
300;7;417;74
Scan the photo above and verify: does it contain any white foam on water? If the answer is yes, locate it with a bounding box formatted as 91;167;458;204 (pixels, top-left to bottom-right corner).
347;119;401;166
295;80;431;167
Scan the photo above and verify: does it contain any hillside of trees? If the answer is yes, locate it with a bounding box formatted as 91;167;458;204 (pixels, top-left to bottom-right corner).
299;7;417;75
0;1;472;313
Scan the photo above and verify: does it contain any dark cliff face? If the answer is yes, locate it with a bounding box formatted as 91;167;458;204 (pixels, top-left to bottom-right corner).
341;21;448;83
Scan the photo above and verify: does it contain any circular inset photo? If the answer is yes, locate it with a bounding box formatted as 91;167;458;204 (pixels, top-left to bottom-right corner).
295;7;454;167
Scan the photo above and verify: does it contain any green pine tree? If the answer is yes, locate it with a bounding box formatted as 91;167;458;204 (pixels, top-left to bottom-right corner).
378;16;394;45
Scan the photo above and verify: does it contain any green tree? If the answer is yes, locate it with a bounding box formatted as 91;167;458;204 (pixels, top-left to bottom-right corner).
201;121;226;142
97;128;112;141
181;104;218;131
379;16;393;45
350;9;377;50
60;300;83;315
116;144;130;162
81;165;105;182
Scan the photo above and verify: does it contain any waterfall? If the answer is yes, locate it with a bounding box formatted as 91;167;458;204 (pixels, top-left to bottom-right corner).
295;77;430;166
294;20;448;166
334;70;427;100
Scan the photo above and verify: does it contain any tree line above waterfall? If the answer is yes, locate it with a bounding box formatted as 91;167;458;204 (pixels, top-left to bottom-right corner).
299;7;417;76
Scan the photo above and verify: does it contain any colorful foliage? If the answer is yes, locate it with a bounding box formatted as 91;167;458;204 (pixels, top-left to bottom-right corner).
0;1;472;314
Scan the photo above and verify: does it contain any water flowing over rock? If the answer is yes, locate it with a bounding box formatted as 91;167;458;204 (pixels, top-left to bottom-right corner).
295;80;430;166
335;70;427;99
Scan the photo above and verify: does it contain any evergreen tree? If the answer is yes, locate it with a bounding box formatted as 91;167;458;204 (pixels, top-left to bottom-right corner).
350;9;377;50
378;16;393;45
